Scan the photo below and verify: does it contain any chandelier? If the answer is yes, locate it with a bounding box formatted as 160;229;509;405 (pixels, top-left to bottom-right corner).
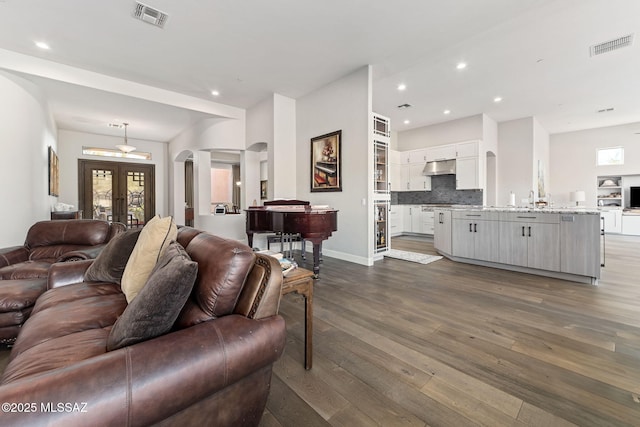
115;123;136;153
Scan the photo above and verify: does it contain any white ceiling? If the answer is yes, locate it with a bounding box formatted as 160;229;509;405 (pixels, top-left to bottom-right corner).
1;0;639;142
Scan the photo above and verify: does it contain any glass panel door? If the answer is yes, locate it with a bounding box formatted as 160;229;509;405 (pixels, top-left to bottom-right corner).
79;160;154;228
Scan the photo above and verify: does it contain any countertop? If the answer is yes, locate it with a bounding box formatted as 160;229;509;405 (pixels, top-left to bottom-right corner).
437;205;601;215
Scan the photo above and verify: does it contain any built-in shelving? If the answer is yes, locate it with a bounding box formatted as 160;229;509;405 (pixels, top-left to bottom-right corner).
372;113;390;255
597;175;623;207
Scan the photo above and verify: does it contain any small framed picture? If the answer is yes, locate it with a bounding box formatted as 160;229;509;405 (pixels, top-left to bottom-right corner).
260;180;267;199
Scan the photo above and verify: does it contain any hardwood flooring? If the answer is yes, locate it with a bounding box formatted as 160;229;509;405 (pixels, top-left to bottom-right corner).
263;234;640;426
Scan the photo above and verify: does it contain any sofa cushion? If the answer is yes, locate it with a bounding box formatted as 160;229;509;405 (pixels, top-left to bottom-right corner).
84;228;141;284
176;233;255;328
107;241;197;351
9;283;126;361
121;216;177;303
0;261;52;280
25;220;111;249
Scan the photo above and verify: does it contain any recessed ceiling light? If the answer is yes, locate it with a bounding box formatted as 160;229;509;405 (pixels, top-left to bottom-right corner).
403;120;410;125
456;62;467;70
34;41;50;50
397;83;407;91
493;96;502;103
443;110;451;115
211;90;220;97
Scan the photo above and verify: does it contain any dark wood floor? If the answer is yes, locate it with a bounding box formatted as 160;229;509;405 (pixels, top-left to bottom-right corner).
261;234;640;426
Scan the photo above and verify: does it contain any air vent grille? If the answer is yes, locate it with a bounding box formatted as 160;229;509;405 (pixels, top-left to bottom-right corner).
397;103;412;109
133;2;168;28
590;34;634;57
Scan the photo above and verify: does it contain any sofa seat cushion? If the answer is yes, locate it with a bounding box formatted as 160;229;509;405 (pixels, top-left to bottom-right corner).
0;261;52;280
1;327;111;384
0;279;47;313
0;307;33;328
9;283;126;362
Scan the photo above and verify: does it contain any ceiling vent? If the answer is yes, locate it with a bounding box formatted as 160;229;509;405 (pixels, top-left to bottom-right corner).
397;103;412;109
590;34;634;57
133;2;168;28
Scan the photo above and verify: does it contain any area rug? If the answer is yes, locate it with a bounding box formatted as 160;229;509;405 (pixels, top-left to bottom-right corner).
384;249;442;265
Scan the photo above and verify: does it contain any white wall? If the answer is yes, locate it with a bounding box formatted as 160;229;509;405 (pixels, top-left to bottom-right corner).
550;121;640;207
57;129;168;217
497;117;534;206
272;94;297;198
398;114;483;150
0;71;57;246
296;66;372;264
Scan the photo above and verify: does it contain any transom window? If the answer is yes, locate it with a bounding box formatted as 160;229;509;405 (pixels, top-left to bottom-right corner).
597;147;624;166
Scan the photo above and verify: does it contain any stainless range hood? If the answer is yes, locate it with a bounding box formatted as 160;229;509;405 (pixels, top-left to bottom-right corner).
423;159;456;176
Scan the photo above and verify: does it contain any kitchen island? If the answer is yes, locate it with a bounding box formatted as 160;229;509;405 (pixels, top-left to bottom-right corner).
434;207;601;284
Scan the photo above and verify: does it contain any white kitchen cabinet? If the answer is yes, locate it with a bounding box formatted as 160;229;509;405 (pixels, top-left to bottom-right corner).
389;150;402;192
455;141;479;158
455;156;479;189
560;214;600;277
409;149;428;164
426;144;456;161
421;209;435;235
390;205;403;236
622;214;640;235
434;209;452;255
402;205;425;234
400;164;410;191
600;209;622;234
498;213;560;272
409;163;431;191
451;211;500;262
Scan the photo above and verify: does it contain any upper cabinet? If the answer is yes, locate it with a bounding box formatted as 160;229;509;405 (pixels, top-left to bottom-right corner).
455;141;480;190
373;114;391;139
426;145;456;162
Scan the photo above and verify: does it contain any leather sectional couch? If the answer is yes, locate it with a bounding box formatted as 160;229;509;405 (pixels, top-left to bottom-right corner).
0;220;125;344
0;225;286;426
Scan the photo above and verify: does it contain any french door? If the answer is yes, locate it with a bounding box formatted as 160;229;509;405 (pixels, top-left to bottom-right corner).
79;160;155;228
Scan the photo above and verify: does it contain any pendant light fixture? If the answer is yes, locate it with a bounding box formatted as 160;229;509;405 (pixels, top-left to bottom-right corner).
115;122;136;153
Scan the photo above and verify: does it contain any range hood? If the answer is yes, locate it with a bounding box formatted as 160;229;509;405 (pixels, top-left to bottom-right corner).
423;159;456;176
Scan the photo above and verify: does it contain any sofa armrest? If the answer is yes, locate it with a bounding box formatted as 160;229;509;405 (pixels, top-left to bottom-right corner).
0;314;286;426
0;246;29;268
57;245;105;262
47;260;94;289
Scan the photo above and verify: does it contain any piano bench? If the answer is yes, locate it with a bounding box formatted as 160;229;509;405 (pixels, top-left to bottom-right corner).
314;174;327;185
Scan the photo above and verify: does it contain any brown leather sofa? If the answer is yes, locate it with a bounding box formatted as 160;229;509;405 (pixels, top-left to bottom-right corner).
0;220;125;344
0;226;285;426
0;219;125;280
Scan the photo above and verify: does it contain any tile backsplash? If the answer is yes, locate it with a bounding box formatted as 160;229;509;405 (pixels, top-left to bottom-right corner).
392;175;483;205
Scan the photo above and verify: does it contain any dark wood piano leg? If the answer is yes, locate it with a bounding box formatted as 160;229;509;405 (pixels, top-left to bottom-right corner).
312;241;321;278
247;232;254;248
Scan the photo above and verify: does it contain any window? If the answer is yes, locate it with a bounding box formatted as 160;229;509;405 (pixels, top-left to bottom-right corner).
83;146;152;160
597;147;624;166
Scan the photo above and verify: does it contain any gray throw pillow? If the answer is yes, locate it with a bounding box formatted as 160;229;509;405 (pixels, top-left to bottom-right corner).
107;241;198;351
84;228;141;284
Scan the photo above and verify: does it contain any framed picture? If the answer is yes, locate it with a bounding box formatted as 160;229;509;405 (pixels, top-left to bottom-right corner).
310;130;342;192
260;180;267;199
48;146;59;196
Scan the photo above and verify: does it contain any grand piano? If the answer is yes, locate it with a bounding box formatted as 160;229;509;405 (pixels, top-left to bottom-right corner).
245;200;338;277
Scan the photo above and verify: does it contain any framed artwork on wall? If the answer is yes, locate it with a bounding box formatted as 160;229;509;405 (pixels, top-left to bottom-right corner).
310;130;342;192
48;146;59;196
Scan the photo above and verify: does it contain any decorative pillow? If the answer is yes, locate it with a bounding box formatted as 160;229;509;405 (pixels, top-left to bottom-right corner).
107;241;197;351
84;228;142;284
120;215;177;303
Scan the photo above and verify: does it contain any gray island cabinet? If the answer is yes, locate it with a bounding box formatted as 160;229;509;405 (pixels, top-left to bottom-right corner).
434;208;601;284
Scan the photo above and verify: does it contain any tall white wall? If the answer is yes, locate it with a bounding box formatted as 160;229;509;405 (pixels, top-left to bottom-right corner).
0;71;57;246
497;117;534;206
550;121;640;207
57;129;168;217
296;66;371;264
272;94;296;198
398;114;483;150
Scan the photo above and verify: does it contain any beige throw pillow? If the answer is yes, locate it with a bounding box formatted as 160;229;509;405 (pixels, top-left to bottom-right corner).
120;215;177;303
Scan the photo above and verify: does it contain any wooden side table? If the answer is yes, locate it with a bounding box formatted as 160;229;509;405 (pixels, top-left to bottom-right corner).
281;268;314;370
